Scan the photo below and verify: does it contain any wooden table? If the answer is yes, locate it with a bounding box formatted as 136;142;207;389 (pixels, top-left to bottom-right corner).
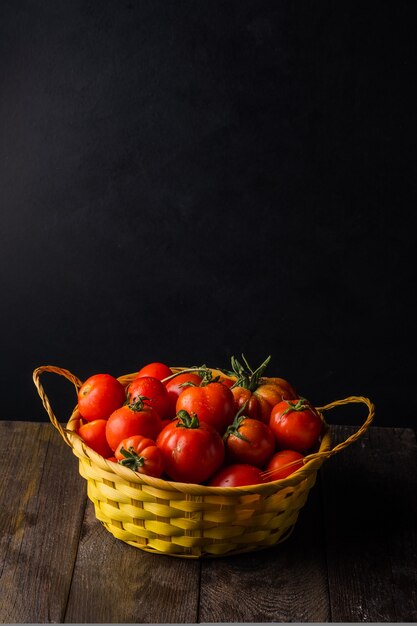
1;421;416;623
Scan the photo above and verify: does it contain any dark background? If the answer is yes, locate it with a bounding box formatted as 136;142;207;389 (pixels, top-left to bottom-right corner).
0;1;416;428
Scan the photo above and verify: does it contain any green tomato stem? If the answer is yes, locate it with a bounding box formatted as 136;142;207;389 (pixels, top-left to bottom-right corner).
118;446;145;471
161;366;210;384
175;409;200;429
281;397;315;416
126;395;150;411
223;401;251;442
230;354;272;392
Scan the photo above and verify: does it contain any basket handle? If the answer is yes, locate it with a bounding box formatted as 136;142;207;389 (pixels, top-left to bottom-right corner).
33;365;83;447
303;395;375;466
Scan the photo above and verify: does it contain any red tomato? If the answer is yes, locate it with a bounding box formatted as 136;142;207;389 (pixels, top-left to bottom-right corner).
156;410;225;483
78;419;113;458
115;435;165;478
128;376;171;420
232;383;298;424
208;464;265;487
176;382;235;434
224;412;276;468
136;362;173;381
78;374;126;422
264;450;304;480
165;372;202;416
269;398;324;452
229;356;298;424
105;398;162;451
218;376;235;388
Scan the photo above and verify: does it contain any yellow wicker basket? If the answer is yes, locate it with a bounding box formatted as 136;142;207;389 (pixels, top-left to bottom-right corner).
33;365;374;558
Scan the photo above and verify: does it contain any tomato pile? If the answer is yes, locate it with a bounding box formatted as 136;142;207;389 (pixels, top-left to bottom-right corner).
75;356;324;486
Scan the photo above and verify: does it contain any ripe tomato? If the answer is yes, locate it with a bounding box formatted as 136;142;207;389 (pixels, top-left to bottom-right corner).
217;376;235;388
229;355;298;424
136;362;173;381
164;372;202;416
176;381;235;434
224;411;276;468
208;464;265;487
115;435;165;477
105;398;162;451
156;410;225;483
77;374;126;422
78;419;113;458
264;450;304;480
127;376;171;420
269;398;324;452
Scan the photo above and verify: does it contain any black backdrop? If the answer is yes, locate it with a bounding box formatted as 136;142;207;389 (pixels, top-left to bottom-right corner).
1;1;415;427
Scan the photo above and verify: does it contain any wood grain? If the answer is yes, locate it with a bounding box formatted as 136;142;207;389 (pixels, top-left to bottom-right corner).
321;425;417;622
0;422;86;623
64;500;200;623
1;421;416;623
198;477;330;623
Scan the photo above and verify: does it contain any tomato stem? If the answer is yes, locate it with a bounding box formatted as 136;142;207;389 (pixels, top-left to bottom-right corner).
175;409;200;429
281;397;316;416
229;355;271;392
126;394;150;412
241;354;254;375
223;401;251;442
199;369;221;386
161;366;210;384
118;446;145;471
161;365;221;387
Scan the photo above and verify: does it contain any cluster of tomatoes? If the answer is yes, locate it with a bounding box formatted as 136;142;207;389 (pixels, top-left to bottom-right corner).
76;356;324;487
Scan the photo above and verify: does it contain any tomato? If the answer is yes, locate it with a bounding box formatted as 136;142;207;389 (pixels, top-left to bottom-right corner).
78;419;113;458
164;372;202;416
269;398;324;452
156;410;225;483
219;376;236;389
208;464;266;487
78;374;126;422
229;355;298;424
115;435;165;477
263;450;304;480
218;376;235;388
105;397;162;451
136;362;173;381
223;410;276;468
127;376;171;420
176;381;235;435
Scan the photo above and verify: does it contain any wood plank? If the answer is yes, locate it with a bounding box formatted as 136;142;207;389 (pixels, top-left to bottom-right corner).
198;475;330;623
321;425;417;622
0;421;87;623
64;499;200;623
